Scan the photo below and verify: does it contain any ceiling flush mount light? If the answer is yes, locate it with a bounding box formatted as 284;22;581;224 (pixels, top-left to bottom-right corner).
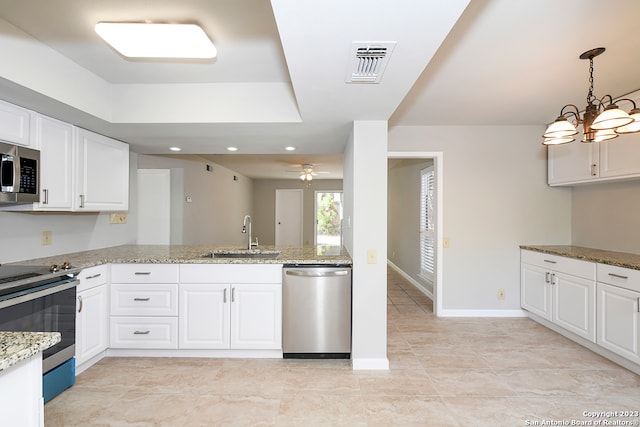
542;47;640;145
285;146;296;151
300;164;314;186
169;146;181;152
95;22;216;59
226;146;238;152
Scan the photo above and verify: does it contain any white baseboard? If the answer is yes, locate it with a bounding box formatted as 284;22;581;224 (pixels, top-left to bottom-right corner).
105;349;284;358
351;357;390;370
438;309;528;317
387;260;433;300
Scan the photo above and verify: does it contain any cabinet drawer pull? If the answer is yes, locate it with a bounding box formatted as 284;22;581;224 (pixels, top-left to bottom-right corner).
85;273;102;280
133;297;151;301
223;288;227;303
43;189;48;205
134;272;151;275
543;259;557;264
77;295;83;313
608;273;629;280
133;330;150;335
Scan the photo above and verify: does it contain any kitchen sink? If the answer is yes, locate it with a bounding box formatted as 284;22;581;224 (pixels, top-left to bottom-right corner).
201;250;280;259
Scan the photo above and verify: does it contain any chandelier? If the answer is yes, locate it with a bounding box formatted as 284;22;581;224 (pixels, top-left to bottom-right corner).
542;47;640;145
299;164;314;185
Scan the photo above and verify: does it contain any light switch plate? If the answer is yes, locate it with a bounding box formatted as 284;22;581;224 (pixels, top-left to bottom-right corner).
367;249;377;264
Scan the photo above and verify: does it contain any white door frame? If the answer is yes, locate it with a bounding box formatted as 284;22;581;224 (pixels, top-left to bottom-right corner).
388;151;443;317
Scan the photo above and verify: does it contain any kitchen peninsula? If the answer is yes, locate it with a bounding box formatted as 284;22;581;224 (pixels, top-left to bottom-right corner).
0;332;61;427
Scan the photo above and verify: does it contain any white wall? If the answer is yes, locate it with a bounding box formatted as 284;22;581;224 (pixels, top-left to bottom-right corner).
137;155;253;246
572;180;640;254
388;125;572;314
345;120;389;369
0;154;138;264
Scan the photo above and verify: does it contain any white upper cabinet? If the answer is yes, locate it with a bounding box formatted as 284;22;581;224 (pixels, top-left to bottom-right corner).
32;114;75;210
76;128;129;211
548;140;598;185
0;99;31;146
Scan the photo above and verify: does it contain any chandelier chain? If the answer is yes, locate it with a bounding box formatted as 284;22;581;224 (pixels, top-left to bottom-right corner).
587;57;596;105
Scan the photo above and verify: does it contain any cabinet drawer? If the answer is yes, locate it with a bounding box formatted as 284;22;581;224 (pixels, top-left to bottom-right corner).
77;265;108;292
111;284;178;316
111;264;179;283
521;250;595;280
597;264;640;292
180;264;282;284
110;317;178;349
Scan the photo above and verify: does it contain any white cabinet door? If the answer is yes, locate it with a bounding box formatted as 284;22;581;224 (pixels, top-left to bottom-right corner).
76;128;129;211
599;134;640;179
0;100;30;146
76;284;109;366
548;142;598;185
596;283;640;364
552;272;596;342
230;283;282;349
32;115;74;210
179;284;230;349
521;263;552;321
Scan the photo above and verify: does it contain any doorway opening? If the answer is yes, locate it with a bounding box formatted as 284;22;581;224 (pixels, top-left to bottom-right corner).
387;152;443;316
314;191;343;246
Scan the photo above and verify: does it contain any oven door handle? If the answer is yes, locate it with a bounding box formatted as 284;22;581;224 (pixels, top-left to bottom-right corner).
0;277;78;309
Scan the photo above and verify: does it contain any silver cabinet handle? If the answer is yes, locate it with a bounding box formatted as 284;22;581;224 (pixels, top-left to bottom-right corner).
134;297;150;301
232;287;235;303
77;295;83;313
134;330;150;335
79;194;85;208
608;273;629;280
543;259;557;264
134;272;151;275
591;164;598;176
85;273;102;280
550;273;557;285
545;272;550;283
637;297;640;313
42;189;49;205
223;288;227;303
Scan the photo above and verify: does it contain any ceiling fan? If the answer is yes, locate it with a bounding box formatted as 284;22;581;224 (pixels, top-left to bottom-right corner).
285;163;327;182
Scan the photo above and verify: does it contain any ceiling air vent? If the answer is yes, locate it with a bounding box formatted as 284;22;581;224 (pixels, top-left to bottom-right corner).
346;42;396;84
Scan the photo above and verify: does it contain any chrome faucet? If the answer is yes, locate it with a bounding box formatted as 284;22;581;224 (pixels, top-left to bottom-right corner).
242;215;258;250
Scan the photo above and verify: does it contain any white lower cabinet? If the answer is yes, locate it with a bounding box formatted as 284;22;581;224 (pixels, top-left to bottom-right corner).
109;264;179;349
521;250;596;342
75;266;109;369
179;264;282;350
596;264;640;364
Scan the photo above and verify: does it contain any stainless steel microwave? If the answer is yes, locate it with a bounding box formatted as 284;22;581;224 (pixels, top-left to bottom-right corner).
0;140;40;204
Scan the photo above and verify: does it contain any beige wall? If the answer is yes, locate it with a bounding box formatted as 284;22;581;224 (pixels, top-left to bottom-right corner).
387;158;433;294
571;180;640;254
137;155;253;246
251;179;343;246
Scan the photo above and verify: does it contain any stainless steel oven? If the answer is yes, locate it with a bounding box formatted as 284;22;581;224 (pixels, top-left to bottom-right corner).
0;263;79;402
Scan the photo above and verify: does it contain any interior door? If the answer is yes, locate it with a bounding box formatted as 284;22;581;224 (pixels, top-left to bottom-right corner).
275;189;303;246
137;169;171;244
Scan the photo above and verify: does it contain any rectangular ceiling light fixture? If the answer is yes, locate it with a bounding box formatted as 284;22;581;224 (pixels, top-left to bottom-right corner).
95;22;217;59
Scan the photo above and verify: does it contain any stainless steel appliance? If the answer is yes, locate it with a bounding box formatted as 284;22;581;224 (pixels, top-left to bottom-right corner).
0;140;40;204
282;265;352;358
0;262;80;402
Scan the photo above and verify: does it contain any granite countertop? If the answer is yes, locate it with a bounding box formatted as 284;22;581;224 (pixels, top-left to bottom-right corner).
12;244;352;269
520;245;640;271
0;332;61;372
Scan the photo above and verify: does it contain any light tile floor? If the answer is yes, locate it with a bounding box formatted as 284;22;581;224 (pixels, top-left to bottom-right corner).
45;267;640;426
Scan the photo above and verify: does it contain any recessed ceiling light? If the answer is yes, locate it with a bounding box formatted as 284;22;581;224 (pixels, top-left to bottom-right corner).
226;146;238;152
285;146;296;151
169;146;182;152
95;22;216;59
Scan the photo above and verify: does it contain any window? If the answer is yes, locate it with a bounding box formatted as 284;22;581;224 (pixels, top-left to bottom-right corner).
420;166;435;282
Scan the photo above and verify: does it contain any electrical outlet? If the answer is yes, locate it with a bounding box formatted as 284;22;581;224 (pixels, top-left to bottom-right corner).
41;230;52;246
109;213;127;224
497;289;506;300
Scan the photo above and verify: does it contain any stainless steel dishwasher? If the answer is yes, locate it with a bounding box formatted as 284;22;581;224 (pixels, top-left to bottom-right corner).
282;265;352;358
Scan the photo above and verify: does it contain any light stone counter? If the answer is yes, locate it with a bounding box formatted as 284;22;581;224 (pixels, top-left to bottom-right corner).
12;244;352;269
0;332;61;372
520;245;640;271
